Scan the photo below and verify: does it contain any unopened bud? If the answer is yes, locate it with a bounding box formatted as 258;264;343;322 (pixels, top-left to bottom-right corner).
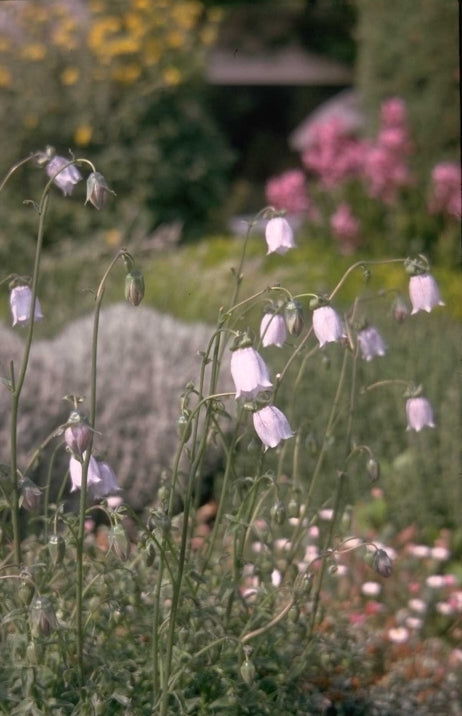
372;548;393;577
65;411;92;456
240;657;256;685
48;534;66;565
108;524;130;561
392;295;410;323
287;496;300;519
85;171;115;210
284;300;304;337
125;269;145;306
19;477;41;512
176;410;192;442
30;596;58;637
366;457;380;482
294;570;313;598
270;501;286;526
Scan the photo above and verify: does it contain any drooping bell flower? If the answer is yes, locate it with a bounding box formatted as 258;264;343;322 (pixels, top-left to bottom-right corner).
46;155;82;196
89;460;121;503
265;216;296;255
408;274;445;314
312;303;346;348
284;299;304;337
357;324;387;362
405;396;435;432
85;171;116;210
69;453;102;492
253;405;294;450
10;285;44;327
19;477;41;512
260;311;287;348
230;335;272;399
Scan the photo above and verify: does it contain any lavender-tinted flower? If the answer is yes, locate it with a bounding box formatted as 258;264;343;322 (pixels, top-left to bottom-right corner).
392;294;410;323
19;477;41;512
406;396;435;432
10;285;43;327
265;216;296;255
69;453;102;492
357;325;387;361
409;273;445;314
230;346;272;399
85;171;115;210
46;155;82;196
372;548;393;577
89;460;121;502
252;405;294;450
312;305;346;348
64;411;92;456
260;312;287;348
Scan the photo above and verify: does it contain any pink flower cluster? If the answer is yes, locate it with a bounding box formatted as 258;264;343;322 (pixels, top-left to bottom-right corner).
330;202;361;254
362;98;413;203
301;118;366;188
265;169;312;214
428;162;461;218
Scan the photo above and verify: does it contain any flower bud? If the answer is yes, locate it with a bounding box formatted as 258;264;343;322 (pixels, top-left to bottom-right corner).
64;411;92;456
240;657;256;685
284;300;304;337
392;295;410;323
48;534;66;565
19;477;41;512
30;596;58;637
270;501;287;526
372;548;393;577
366;457;380;482
108;524;129;561
125;269;145;306
287;495;300;519
85;171;115;210
18;578;34;606
176;410;192;442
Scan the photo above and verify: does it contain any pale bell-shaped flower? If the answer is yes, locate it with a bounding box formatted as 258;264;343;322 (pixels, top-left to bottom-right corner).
85;171;116;210
265;217;296;255
10;285;44;327
312;305;346;348
46;155;82;196
253;405;294;450
284;299;304;337
357;325;387;361
89;460;121;502
230;346;273;399
125;269;145;306
19;477;41;512
69;453;102;492
408;274;445;314
260;312;287;348
406;397;435;432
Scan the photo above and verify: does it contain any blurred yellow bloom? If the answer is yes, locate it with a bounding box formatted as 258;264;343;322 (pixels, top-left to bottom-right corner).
112;63;141;84
88;17;122;51
105;37;140;56
0;66;12;88
172;1;202;30
162;66;182;86
0;37;12;52
200;26;218;46
105;228;122;246
74;125;93;146
124;12;145;35
132;0;149;9
21;44;47;61
61;67;80;86
23;114;39;130
143;39;161;65
167;31;184;49
90;0;105;12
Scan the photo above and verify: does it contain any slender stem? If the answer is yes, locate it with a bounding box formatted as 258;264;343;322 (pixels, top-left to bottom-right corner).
9;194;49;567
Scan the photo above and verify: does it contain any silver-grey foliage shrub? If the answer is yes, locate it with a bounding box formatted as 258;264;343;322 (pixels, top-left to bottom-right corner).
0;304;229;511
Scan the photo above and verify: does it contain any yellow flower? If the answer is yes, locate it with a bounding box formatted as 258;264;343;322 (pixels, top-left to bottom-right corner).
112;63;141;84
132;0;149;9
106;36;140;56
87;17;122;51
105;228;122;246
162;66;182;86
74;125;93;147
0;65;12;88
61;67;80;86
171;2;202;30
20;44;47;61
200;25;218;47
143;39;161;65
0;37;12;52
167;30;184;49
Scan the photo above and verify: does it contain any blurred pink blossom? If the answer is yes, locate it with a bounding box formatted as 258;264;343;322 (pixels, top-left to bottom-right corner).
380;97;407;128
301;118;367;187
428;162;461;218
265;169;312;214
330;202;361;254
